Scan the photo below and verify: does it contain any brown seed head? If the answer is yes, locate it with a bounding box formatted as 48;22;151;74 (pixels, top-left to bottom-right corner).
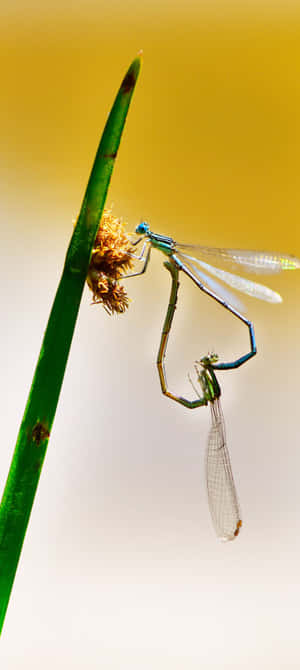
87;208;134;314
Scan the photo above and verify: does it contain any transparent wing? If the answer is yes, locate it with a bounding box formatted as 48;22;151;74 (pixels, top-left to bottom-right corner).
206;397;242;541
176;252;282;304
178;260;246;312
175;243;300;275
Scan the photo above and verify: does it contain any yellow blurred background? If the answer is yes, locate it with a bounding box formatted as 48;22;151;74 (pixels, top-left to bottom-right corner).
1;2;300;668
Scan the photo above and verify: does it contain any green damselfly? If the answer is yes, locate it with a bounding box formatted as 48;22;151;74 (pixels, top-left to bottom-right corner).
158;262;241;540
192;355;242;541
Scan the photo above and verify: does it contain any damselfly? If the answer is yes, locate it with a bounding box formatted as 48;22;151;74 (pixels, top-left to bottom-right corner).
193;355;242;540
194;356;242;542
126;221;300;371
158;262;241;540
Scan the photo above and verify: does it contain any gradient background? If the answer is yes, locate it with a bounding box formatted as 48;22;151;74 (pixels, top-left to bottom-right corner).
1;2;300;668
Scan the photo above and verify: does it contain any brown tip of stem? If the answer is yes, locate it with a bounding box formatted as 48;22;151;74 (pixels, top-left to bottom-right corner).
121;54;142;93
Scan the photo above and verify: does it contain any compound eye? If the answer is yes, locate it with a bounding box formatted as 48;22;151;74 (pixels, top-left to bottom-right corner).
135;221;149;235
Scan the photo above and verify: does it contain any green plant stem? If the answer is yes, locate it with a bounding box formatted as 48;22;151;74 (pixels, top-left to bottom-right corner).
0;53;141;633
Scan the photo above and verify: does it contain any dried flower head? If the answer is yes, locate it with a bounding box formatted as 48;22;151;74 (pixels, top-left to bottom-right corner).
87;208;135;314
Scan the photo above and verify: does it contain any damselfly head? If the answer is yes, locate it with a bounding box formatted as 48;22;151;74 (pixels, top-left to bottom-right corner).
135;221;150;236
199;353;219;368
194;355;221;402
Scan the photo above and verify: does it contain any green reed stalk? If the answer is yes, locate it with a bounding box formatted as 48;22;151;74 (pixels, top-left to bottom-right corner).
0;53;142;634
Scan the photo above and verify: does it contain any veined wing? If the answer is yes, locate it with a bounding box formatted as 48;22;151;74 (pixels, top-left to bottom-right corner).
176;252;282;304
206;397;242;541
175;243;300;275
178;261;246;313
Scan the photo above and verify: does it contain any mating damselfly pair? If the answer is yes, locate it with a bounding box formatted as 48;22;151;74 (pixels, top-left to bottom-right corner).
122;222;300;540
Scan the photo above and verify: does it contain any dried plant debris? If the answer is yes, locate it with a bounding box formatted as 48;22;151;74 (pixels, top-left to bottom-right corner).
87;209;135;314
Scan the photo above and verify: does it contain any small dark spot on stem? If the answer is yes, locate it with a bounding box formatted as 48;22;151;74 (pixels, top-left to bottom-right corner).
121;70;136;93
102;151;117;159
34;459;42;473
32;422;50;446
